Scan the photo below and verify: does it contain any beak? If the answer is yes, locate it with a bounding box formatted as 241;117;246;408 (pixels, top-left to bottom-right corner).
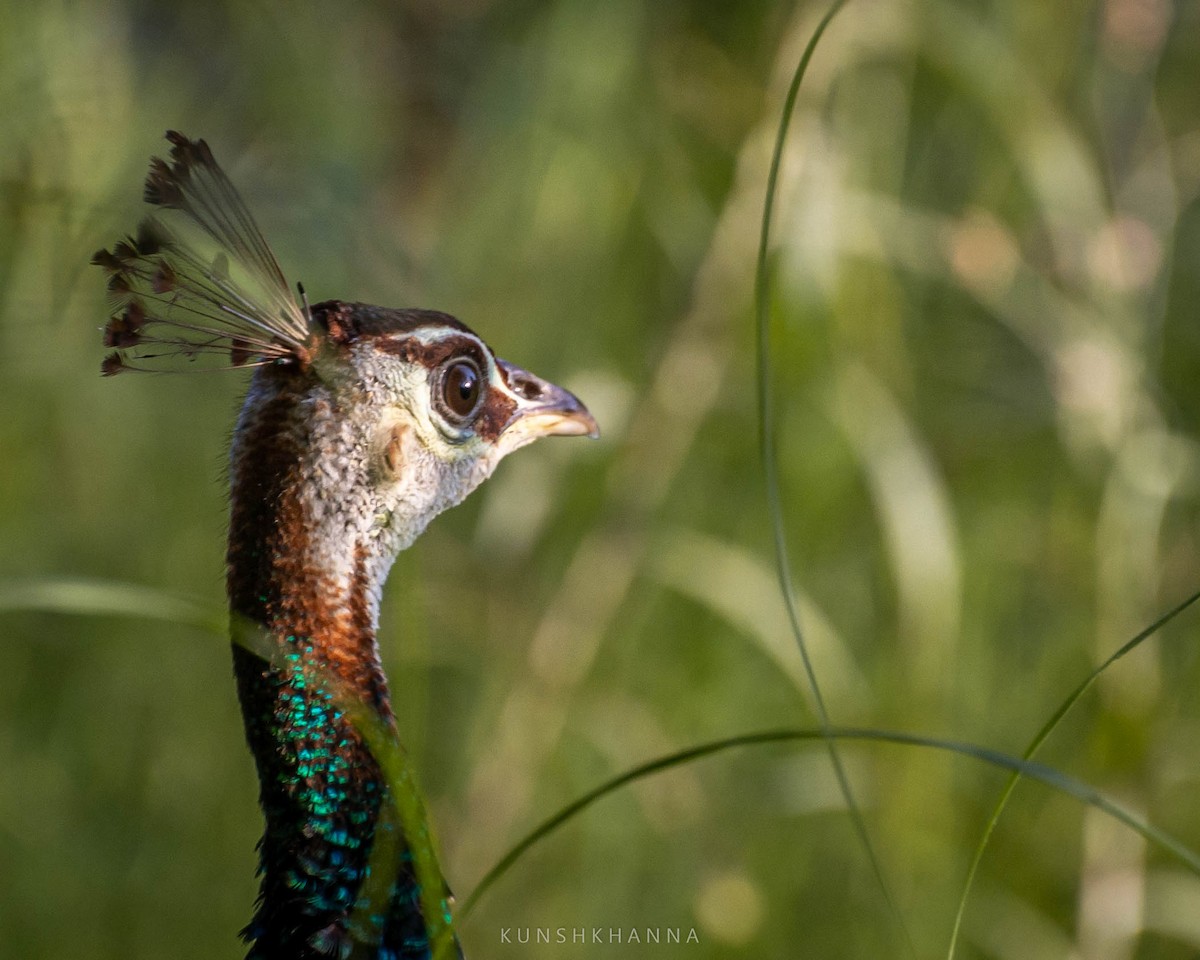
497;359;600;440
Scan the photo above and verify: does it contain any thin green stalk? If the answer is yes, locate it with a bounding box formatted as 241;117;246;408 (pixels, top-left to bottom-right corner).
754;1;913;951
0;577;225;634
459;725;1200;920
945;588;1200;960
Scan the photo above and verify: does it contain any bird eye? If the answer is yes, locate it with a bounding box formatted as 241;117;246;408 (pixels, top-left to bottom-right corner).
438;359;484;423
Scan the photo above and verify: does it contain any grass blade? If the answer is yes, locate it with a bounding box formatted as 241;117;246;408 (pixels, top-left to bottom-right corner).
753;0;914;950
945;588;1200;960
460;725;1200;921
0;576;225;634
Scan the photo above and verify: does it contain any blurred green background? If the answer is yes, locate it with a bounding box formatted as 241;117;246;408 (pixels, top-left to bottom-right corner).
3;1;1200;957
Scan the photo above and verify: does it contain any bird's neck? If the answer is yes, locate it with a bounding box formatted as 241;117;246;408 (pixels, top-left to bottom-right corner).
226;372;397;719
225;371;436;960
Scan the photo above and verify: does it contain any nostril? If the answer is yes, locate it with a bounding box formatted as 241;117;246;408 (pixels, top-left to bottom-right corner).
513;375;543;401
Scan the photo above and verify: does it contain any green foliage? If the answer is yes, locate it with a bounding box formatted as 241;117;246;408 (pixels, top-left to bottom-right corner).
2;2;1200;958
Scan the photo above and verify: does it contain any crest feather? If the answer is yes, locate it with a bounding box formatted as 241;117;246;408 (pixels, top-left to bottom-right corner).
95;131;315;374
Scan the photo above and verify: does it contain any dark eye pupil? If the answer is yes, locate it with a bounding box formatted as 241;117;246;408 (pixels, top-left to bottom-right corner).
444;361;481;418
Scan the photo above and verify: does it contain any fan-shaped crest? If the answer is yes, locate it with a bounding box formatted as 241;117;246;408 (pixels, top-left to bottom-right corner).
94;131;314;374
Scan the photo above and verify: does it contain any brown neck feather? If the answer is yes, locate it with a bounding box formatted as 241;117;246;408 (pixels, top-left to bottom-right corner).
225;366;392;710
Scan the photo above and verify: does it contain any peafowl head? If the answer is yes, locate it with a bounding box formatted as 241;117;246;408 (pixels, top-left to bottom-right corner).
95;132;597;572
231;300;598;573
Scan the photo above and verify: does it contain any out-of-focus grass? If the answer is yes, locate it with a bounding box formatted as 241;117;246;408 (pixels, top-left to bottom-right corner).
2;2;1200;959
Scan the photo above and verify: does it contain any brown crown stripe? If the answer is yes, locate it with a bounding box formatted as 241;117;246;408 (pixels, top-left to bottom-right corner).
374;333;489;372
314;301;475;345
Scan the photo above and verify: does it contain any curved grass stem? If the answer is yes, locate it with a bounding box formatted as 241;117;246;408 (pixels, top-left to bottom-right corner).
459;725;1200;921
0;577;224;634
944;588;1200;960
752;1;918;953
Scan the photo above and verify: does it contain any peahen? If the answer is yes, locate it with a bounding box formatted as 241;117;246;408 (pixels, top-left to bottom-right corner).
94;131;597;959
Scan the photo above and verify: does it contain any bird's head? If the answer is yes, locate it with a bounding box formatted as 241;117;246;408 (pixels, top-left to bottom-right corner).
281;300;596;547
95;132;597;562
